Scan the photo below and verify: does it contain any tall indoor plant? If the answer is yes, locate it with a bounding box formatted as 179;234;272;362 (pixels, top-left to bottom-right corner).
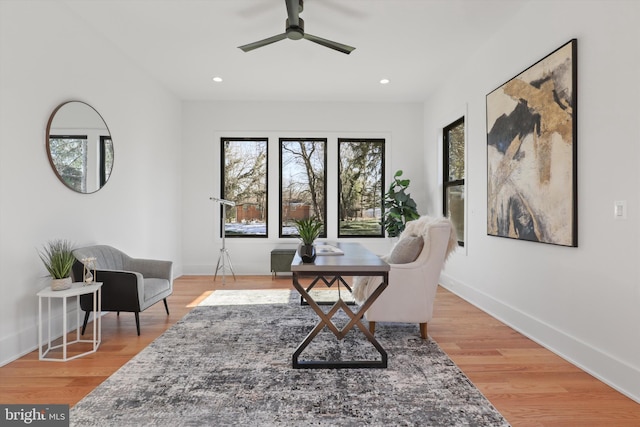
382;170;420;237
294;217;323;263
38;239;76;290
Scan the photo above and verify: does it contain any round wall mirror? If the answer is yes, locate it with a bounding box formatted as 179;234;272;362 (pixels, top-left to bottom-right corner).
46;101;114;193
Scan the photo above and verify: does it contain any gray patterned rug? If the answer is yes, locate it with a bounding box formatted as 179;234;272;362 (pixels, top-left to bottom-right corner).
71;290;509;426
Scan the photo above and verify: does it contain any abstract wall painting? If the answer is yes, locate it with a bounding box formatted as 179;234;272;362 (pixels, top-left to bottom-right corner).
486;39;577;247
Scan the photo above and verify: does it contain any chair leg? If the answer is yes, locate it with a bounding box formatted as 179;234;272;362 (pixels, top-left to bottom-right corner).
419;322;428;339
163;298;170;315
134;312;141;336
81;311;90;335
369;321;376;335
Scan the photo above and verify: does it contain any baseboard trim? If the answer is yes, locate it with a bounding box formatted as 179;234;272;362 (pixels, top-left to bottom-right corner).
439;272;640;404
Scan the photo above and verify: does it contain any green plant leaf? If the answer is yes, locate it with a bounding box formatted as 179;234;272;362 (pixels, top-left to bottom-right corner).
382;169;420;237
38;239;75;279
293;217;323;245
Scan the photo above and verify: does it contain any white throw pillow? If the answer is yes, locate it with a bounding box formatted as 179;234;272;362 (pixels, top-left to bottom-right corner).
388;235;424;264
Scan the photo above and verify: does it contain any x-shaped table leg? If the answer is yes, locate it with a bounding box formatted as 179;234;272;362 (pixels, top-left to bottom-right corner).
292;272;388;369
299;275;354;306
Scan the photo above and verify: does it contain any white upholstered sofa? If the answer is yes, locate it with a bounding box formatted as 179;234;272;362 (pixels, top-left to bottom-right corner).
352;216;457;339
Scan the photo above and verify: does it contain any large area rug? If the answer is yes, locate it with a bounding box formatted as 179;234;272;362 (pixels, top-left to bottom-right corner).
71;290;509;426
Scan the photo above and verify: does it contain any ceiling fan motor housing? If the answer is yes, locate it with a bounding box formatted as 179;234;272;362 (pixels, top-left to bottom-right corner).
285;18;304;40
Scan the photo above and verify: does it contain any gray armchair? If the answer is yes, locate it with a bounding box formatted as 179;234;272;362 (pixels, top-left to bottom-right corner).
71;245;173;335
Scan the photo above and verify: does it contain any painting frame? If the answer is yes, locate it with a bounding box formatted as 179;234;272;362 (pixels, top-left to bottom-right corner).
486;39;577;247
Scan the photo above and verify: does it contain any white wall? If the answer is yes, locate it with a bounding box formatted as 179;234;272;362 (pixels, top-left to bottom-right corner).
423;1;640;402
181;101;424;274
0;1;183;365
3;0;636;406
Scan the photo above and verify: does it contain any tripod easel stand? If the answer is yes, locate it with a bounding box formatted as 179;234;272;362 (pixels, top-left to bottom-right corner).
210;197;236;284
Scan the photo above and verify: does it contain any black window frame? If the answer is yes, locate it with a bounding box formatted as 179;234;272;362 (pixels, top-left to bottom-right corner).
279;138;328;239
49;134;89;193
99;135;113;187
220;137;269;238
443;117;465;247
337;138;385;238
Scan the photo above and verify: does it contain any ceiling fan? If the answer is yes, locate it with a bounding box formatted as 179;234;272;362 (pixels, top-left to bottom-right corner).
238;0;355;55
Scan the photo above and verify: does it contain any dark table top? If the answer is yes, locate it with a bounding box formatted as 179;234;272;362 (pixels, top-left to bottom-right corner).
291;242;389;273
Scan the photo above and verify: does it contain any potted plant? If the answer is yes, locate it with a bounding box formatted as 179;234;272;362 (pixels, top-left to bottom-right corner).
38;239;76;290
382;170;420;238
294;217;323;263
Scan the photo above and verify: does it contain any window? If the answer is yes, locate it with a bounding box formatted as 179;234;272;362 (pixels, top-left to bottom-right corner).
100;136;113;187
443;118;465;246
338;138;385;237
279;138;327;237
221;138;268;237
49;135;88;193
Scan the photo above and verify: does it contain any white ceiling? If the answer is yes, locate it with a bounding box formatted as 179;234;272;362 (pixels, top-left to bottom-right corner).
63;0;529;103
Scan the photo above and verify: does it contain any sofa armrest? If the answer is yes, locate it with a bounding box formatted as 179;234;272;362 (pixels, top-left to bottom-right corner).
96;268;143;282
386;260;424;270
126;258;173;282
80;269;144;312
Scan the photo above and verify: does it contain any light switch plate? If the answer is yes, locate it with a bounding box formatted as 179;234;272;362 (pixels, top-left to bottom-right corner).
614;200;627;220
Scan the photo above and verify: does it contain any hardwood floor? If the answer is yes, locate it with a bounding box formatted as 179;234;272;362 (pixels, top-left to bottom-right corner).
1;275;638;426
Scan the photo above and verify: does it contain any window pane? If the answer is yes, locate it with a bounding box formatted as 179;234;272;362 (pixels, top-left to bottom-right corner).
221;138;268;237
49;135;88;193
446;184;465;245
280;139;327;237
443;117;465;246
101;136;113;185
338;139;384;237
447;121;465;181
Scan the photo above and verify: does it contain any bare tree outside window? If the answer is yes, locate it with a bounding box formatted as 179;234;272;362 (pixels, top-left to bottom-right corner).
101;136;113;186
338;138;385;237
49;135;88;193
221;138;268;237
280;138;327;237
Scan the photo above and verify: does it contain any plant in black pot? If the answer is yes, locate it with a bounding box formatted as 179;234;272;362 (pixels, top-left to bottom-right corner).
294;217;323;263
382;170;420;238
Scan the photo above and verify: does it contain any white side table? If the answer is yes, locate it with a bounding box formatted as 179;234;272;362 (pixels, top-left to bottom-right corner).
37;282;102;362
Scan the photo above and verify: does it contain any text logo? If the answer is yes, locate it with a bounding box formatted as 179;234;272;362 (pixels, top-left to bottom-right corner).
1;405;69;426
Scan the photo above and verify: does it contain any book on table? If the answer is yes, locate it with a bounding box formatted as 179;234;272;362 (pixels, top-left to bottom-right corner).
315;244;344;256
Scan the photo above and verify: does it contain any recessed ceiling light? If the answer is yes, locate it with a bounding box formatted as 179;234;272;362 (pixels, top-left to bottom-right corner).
380;78;390;85
212;76;223;83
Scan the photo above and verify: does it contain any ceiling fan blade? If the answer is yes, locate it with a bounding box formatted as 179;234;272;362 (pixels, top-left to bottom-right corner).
285;0;300;27
303;33;355;55
238;33;287;52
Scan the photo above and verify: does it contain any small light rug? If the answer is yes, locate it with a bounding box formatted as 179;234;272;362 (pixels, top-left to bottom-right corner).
70;290;509;426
